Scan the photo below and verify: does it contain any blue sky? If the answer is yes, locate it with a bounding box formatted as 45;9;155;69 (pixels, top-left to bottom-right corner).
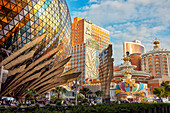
66;0;170;65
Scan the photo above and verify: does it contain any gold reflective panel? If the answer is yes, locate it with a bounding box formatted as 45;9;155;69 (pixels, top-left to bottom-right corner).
0;0;76;97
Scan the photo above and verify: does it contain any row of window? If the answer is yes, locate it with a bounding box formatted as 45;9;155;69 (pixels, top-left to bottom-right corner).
72;48;85;52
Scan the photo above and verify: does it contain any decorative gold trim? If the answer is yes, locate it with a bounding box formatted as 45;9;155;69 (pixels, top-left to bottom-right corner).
28;56;71;89
4;50;36;70
30;67;64;89
0;33;46;67
6;44;62;89
8;64;26;76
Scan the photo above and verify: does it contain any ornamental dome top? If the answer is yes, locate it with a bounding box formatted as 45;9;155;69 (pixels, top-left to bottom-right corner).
153;38;160;46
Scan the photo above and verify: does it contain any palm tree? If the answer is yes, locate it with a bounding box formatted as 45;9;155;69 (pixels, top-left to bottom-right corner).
32;89;39;103
161;81;170;90
95;90;105;97
51;86;67;99
80;88;92;97
153;81;170;99
161;81;170;97
25;89;39;103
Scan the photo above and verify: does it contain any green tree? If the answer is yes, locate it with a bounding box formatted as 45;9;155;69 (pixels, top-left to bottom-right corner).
80;88;92;97
25;89;39;103
75;93;85;101
50;95;55;100
51;86;67;99
153;81;170;98
161;81;170;97
95;90;105;97
41;94;46;99
153;87;165;98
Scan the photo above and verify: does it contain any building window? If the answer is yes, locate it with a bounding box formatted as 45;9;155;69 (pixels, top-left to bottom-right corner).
156;58;159;60
163;58;166;60
156;71;160;73
156;61;159;64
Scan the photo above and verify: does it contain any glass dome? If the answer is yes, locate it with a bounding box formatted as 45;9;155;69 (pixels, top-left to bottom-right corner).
0;0;72;61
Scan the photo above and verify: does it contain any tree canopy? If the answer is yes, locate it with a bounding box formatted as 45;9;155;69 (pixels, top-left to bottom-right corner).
25;88;39;102
51;86;67;99
153;81;170;98
80;88;92;97
95;90;105;97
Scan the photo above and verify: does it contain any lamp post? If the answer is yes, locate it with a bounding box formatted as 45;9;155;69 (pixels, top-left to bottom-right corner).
0;66;8;92
72;79;79;105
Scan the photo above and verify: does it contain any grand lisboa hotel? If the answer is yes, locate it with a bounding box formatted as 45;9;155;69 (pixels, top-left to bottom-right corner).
0;0;80;98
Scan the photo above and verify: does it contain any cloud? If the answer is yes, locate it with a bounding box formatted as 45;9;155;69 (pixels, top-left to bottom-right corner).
74;0;170;26
89;0;98;3
72;0;170;64
106;23;169;64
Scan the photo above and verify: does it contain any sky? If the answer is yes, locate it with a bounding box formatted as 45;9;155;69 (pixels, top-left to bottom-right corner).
66;0;170;65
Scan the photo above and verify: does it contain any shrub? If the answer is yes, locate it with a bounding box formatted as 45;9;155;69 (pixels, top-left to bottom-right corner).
6;106;18;112
56;101;61;106
83;99;88;103
16;102;23;108
0;105;5;108
35;103;40;107
24;106;37;112
45;103;51;106
78;102;82;105
83;102;89;106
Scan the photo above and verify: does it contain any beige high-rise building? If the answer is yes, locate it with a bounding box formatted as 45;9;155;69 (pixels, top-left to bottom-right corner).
72;17;111;52
66;17;111;88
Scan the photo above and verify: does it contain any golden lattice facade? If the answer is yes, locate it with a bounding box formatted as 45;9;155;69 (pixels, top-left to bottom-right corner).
0;0;80;98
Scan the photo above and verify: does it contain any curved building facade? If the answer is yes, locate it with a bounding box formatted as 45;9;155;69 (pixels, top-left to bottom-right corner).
123;40;145;56
0;0;72;61
141;39;170;91
0;0;81;98
141;39;170;77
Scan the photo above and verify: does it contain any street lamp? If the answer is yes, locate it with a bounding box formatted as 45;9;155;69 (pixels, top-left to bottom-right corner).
0;66;8;92
72;79;79;105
